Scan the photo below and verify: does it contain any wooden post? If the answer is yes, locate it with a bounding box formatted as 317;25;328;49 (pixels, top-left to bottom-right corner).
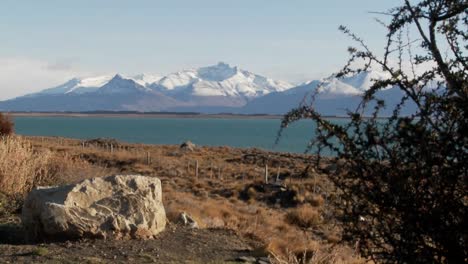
264;164;269;184
239;164;243;182
218;167;222;180
210;162;214;179
276;166;280;183
313;173;317;194
110;144;114;153
195;160;199;179
146;151;151;165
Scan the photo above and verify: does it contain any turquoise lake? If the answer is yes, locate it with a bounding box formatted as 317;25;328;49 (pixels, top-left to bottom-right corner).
13;116;348;154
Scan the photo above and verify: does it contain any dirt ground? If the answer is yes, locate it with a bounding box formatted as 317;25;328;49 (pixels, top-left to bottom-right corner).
0;216;263;264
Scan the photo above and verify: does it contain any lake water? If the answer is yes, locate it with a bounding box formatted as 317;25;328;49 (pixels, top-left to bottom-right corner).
13;116;348;154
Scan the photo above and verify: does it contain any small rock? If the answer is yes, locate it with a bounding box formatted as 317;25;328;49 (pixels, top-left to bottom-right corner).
257;257;271;264
236;256;257;263
180;212;198;228
180;141;196;151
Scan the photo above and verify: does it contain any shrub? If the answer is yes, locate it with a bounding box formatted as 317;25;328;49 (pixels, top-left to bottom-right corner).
279;0;467;262
286;205;321;228
0;113;14;136
0;137;52;195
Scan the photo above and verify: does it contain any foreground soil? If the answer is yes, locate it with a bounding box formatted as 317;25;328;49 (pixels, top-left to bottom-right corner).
0;218;261;264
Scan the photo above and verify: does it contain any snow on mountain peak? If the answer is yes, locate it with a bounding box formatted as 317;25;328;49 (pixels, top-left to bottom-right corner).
197;62;238;81
77;75;114;89
97;74;151;94
316;70;390;96
149;62;293;98
340;70;390;91
31;62;293;100
130;73;162;87
34;74;114;96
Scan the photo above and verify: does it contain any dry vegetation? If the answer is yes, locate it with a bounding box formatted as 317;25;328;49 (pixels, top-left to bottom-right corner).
0;135;363;263
0;113;14;136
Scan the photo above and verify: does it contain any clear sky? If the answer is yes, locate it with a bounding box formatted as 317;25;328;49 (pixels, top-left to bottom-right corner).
0;0;398;100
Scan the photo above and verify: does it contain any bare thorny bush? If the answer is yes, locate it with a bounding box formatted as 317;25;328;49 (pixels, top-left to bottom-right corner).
278;1;467;263
0;113;14;136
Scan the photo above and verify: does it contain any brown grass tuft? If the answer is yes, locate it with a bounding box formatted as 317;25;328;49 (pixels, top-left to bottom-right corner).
285;205;321;228
0;136;113;196
308;194;325;207
0;136;52;195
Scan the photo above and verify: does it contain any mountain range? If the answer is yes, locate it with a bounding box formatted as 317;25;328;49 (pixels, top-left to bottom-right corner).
0;62;416;116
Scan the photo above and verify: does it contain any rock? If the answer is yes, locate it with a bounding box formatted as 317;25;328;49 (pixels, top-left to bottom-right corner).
257;257;271;264
180;212;198;228
22;175;166;241
180;141;196;151
84;138;121;148
236;256;257;263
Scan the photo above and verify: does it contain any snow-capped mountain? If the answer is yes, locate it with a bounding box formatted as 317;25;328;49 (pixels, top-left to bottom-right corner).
0;62;294;112
32;74;162;96
97;74;152;94
29;62;292;100
240;70;415;116
150;62;292;101
33;75;114;96
0;64;416;115
131;74;163;87
316;70;391;96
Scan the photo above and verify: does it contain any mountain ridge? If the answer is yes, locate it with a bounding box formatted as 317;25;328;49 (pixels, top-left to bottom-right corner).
0;63;414;115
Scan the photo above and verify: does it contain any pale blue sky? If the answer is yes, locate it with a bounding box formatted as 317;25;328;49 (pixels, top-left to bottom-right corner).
0;0;397;99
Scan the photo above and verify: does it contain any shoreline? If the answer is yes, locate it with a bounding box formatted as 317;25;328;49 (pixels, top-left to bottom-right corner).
22;135;318;158
8;112;351;120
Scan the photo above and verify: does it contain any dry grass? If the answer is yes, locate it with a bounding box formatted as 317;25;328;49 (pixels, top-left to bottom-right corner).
0;136;53;195
0;136;114;196
270;246;364;264
1;136;363;263
286;204;322;228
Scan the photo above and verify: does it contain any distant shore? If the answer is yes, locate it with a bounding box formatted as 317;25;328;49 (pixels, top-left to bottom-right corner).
9;111;350;120
10;112;282;119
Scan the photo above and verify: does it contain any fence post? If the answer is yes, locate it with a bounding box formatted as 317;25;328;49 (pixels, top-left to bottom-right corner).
276;166;281;183
242;170;245;183
210;162;214;179
195;160;199;179
313;173;317;194
146;151;151;165
110;144;114;153
264;164;269;184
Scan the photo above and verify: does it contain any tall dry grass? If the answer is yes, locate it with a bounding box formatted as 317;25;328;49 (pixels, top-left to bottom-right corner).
0;136;112;196
0;136;53;195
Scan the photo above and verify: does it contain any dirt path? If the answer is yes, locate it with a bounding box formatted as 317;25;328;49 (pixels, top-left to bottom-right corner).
0;220;264;264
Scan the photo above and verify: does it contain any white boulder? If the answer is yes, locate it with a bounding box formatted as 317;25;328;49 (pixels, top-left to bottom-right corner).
22;175;166;241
